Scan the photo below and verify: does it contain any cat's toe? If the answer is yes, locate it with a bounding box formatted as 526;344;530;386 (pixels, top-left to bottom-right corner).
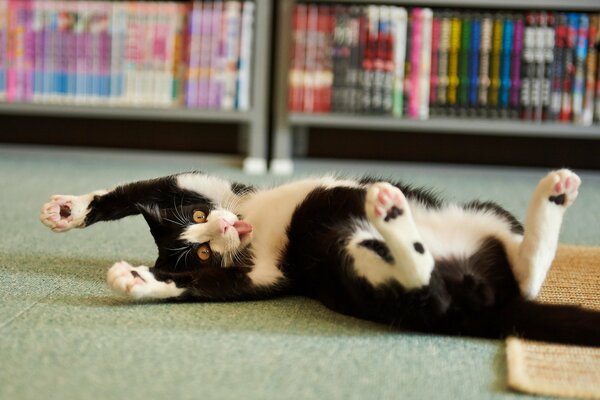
39;195;86;232
107;262;152;299
366;182;407;223
542;169;581;208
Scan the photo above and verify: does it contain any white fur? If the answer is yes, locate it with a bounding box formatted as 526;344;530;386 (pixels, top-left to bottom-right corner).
508;169;580;299
107;261;185;300
346;220;403;286
237;177;363;287
364;183;434;289
177;173;237;205
411;202;517;260
39;190;108;232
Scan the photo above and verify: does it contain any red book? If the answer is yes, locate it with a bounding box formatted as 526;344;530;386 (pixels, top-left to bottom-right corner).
289;4;306;112
303;4;318;112
314;5;333;112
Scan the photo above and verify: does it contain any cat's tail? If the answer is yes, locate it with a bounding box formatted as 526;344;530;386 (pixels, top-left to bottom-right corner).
491;299;600;347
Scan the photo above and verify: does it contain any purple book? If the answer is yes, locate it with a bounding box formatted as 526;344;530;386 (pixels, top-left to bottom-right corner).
207;0;223;109
198;1;213;108
510;15;524;118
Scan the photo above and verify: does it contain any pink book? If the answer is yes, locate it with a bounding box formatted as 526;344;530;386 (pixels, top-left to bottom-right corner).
198;1;213;108
22;0;34;102
207;0;223;109
429;14;441;106
186;1;202;108
6;0;20;101
408;8;423;118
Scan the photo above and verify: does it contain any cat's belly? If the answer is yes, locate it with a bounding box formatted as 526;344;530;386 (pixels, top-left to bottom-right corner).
410;202;518;260
238;177;362;286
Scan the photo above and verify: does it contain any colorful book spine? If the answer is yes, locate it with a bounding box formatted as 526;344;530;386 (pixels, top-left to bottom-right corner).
391;7;407;116
371;5;385;113
520;12;535;120
437;12;451;115
381;7;395;115
488;15;503;114
429;12;440;112
581;15;598;125
347;6;362;113
186;1;201;108
418;8;432;120
330;5;345;112
468;15;481;112
222;1;241;110
31;0;43;101
509;16;523;118
289;4;306;112
478;15;492;115
549;13;567;120
0;0;6;100
457;13;471;114
541;13;555;121
197;1;212;108
446;14;460;114
302;3;318;112
572;14;589;123
560;13;578;122
499;15;514;117
407;8;422;118
236;0;253;110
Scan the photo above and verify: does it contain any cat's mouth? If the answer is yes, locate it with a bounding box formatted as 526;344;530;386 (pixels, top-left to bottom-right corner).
232;220;253;237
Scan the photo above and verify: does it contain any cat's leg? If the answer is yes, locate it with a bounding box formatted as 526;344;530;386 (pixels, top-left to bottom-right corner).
510;169;581;299
40;173;236;232
107;261;283;301
357;182;435;289
107;261;185;300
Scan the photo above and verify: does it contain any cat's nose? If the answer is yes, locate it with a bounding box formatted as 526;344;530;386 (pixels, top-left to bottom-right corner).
218;219;231;234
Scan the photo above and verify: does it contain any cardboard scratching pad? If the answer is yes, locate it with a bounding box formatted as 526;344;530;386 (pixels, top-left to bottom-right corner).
506;246;600;399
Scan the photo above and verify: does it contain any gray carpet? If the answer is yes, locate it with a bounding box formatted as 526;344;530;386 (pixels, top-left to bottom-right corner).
2;145;599;400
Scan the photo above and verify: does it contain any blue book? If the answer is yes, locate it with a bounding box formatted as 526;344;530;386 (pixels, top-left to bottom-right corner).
469;16;481;108
499;16;514;111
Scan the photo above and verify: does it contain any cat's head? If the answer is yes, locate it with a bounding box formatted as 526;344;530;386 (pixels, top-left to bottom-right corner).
140;201;253;271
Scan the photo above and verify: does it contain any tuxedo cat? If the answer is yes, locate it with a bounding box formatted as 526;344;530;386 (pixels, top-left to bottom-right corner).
40;169;600;346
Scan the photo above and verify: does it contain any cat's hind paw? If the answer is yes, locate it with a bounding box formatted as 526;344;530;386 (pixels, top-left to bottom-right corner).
39;194;90;232
539;169;581;208
107;261;184;300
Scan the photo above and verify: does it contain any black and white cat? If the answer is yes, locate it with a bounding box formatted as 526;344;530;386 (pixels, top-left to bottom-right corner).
40;169;600;346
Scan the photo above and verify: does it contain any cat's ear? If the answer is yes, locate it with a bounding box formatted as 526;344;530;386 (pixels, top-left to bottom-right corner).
137;204;164;231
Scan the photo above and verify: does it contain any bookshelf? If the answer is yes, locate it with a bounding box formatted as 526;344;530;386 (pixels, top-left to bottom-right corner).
0;0;272;174
271;0;600;174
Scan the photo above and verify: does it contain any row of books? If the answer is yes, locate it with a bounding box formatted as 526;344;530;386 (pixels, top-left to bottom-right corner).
0;0;254;110
288;4;600;126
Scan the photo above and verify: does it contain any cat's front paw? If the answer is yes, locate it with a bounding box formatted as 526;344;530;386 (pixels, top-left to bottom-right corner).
538;169;581;208
107;261;152;299
107;261;185;300
40;194;91;232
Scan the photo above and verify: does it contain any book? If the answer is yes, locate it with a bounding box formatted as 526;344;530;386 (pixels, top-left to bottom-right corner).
572;13;589;123
549;13;567;120
499;15;514;118
437;11;451;115
510;15;524;119
520;12;535;120
446;13;460;114
468;14;481;113
478;14;492;116
560;13;578;122
581;14;598;125
488;14;503;116
236;0;253;110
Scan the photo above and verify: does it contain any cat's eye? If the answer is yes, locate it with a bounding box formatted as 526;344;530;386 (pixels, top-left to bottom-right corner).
197;244;211;261
193;210;207;223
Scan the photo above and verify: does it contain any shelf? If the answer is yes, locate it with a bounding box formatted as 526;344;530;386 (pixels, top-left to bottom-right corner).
290;113;600;140
0;102;252;123
303;0;600;11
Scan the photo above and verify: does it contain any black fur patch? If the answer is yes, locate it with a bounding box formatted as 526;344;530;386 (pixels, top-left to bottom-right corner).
359;239;394;264
384;206;403;222
231;182;255;195
464;200;524;234
413;242;425;254
549;194;566;205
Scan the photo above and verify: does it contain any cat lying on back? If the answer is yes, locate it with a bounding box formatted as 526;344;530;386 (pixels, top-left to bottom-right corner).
40;169;600;346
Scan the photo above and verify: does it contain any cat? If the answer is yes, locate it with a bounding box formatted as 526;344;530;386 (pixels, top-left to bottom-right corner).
39;169;600;346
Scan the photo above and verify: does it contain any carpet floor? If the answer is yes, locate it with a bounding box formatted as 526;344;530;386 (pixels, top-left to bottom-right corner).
1;145;599;400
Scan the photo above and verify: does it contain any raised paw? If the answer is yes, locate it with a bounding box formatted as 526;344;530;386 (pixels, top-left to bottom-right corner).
39;194;90;232
366;182;408;223
539;169;581;208
107;261;184;300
